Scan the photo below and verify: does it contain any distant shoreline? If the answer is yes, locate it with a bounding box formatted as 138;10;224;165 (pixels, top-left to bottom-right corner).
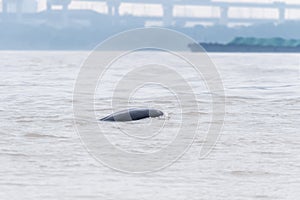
1;37;300;53
1;46;300;53
193;37;300;53
1;47;300;53
193;43;300;53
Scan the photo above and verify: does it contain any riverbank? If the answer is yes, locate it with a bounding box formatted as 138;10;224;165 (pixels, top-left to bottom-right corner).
192;37;300;53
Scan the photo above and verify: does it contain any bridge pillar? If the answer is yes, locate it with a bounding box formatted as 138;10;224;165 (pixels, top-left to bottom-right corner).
2;0;8;14
114;2;120;18
16;0;23;22
163;4;173;27
107;3;113;16
274;2;286;23
1;0;8;21
219;5;229;26
1;0;23;22
107;1;120;25
278;6;285;23
46;1;51;11
107;1;120;16
278;8;285;23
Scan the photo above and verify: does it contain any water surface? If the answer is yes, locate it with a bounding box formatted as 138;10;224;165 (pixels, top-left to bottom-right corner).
0;52;299;200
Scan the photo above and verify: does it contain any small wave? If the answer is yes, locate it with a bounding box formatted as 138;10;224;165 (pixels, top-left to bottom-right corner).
0;152;28;157
229;170;274;177
24;133;69;139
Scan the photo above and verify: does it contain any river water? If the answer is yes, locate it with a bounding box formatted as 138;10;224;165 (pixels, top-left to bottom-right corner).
0;51;299;200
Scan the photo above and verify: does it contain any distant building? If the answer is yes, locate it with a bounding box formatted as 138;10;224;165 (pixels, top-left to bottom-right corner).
1;0;37;14
22;0;38;13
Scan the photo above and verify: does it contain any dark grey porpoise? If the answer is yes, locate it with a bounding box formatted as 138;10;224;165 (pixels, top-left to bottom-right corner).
100;108;164;122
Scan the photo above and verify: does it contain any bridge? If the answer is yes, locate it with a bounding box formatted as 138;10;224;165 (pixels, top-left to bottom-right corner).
1;0;300;26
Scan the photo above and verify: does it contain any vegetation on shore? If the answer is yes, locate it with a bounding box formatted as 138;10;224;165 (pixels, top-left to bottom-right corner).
229;37;300;47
